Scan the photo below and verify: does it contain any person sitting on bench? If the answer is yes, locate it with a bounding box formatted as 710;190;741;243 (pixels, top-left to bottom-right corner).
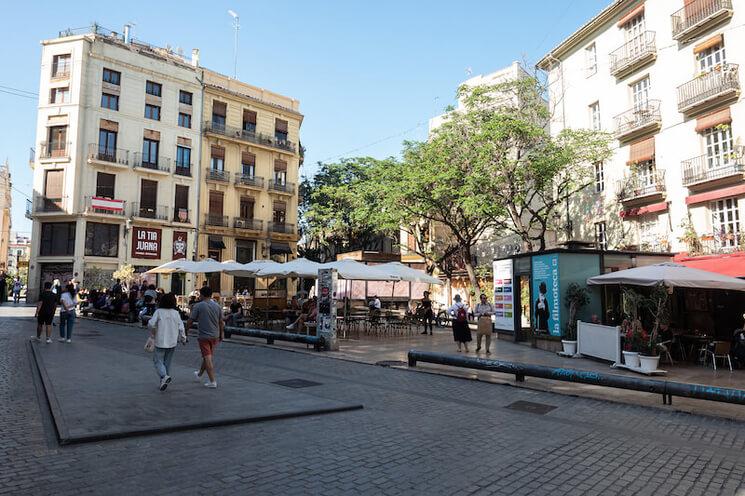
286;296;317;332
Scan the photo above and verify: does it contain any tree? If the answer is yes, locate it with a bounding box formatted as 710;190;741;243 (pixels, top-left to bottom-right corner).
113;264;136;285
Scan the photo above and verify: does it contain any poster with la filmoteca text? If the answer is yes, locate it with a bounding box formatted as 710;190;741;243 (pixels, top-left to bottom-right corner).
492;259;515;331
531;253;560;336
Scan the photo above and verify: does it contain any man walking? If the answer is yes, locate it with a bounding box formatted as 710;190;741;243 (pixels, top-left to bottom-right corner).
33;281;57;343
186;286;224;388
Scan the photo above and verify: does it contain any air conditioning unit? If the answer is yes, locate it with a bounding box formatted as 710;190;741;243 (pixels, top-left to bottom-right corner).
235;219;246;229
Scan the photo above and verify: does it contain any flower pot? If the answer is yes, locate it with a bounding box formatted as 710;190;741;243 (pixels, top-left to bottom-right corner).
622;351;640;368
639;355;660;373
561;340;577;356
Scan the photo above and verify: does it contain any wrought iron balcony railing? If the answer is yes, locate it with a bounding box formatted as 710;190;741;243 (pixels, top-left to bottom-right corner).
235;174;264;188
671;0;733;40
173;208;191;223
39;141;71;160
205;213;229;227
31;195;68;214
269;222;295;234
87;143;129;165
203;121;297;154
681;146;745;186
133;153;171;173
609;31;656;77
616;170;666;202
268;180;295;194
205;168;230;182
234;217;263;231
174;163;192;177
84;196;127;216
131;203;169;220
677;63;739;113
613;100;662;139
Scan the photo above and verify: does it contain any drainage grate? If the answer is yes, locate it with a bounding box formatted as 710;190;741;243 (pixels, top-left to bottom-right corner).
375;360;408;367
273;379;322;389
505;401;557;415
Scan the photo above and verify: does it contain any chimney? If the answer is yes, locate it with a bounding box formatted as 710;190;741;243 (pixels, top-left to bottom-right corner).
191;48;200;68
123;24;131;44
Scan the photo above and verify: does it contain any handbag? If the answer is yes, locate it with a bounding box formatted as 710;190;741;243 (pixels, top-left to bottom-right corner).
144;336;155;353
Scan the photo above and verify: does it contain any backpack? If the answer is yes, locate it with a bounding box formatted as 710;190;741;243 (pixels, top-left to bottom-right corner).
455;305;467;322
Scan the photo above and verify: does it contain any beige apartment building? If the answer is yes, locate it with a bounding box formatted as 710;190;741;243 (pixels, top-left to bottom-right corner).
0;161;10;273
538;0;744;275
197;70;302;295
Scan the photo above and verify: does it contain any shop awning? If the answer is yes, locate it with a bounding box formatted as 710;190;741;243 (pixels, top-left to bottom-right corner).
673;252;745;278
270;242;293;254
208;236;226;250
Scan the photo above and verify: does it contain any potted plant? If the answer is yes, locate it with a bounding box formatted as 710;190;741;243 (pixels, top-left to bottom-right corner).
562;283;589;356
621;288;646;368
638;283;670;372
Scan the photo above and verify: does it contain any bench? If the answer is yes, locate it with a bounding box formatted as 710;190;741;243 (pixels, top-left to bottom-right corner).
80;307;137;323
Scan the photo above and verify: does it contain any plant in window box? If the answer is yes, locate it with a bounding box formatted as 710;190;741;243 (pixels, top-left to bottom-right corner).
678;218;702;255
561;283;589;356
700;233;715;241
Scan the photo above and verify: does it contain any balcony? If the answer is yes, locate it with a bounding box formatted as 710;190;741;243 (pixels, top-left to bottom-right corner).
269;222;295;235
609;32;656;78
234;217;263;231
84;196;127;217
205;213;229;228
205;168;230;183
39;141;71;161
174;164;192;177
133;154;171;174
87;143;129;167
203;121;297;154
677;64;740;114
616;170;666;205
234;174;264;190
671;0;733;42
172;208;191;224
697;235;742;256
131;203;169;221
25;199;32;219
681;146;745;188
268;180;295;195
613;100;662;142
29;196;68;215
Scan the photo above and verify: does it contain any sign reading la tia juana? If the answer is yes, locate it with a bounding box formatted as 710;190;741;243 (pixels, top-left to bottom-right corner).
132;227;162;259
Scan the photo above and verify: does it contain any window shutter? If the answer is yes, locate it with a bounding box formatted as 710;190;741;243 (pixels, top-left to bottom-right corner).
274;159;287;172
96;172;116;198
627;136;655;165
243;109;257;124
44;170;64;198
617;3;644;27
177;136;192;147
212;100;227;116
209;191;223;214
241;151;256;165
211;145;225;159
174;185;189;209
694;34;724;54
99;119;119;132
273;200;287;211
275;119;288;133
143;129;161;141
140;179;157;207
695;107;731;132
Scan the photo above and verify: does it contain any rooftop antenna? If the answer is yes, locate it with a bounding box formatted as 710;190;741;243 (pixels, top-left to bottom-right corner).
228;10;240;79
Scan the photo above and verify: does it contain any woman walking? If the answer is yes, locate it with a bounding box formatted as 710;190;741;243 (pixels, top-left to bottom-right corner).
58;283;78;343
419;291;434;335
449;294;471;352
474;293;495;354
147;293;186;391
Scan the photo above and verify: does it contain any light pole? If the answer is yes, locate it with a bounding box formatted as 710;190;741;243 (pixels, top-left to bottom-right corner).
228;10;240;79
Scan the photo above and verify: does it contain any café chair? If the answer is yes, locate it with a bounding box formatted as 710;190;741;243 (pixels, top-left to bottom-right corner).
704;341;733;372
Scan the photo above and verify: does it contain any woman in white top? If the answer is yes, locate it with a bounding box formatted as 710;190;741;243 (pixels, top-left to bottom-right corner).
58;283;78;343
147;292;186;391
474;293;495;354
449;294;472;352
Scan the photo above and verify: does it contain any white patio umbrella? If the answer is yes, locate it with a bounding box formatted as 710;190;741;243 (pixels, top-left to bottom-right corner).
378;262;443;285
145;259;197;274
319;259;401;281
254;257;321;279
587;262;745;291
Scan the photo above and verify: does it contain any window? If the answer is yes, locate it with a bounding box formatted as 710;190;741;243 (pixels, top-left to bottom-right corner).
698;43;726;73
142;138;159;166
209;191;224;215
178;112;191;128
624;14;645;41
101;93;119;110
212;101;227;129
242;152;256;177
99;129;117;159
631;77;650;108
48;126;67;157
95;172;115;199
84;223;119;257
174;185;189;222
275;119;288;142
140;179;158;217
235;239;256;264
639;216;658;249
50;87;70;104
635;160;656;189
176;146;191;170
589;102;601;131
179;90;192;105
703;125;734;169
240;197;255;219
273;202;286;225
594;162;604;193
274;159;287;185
145;80;162;97
595;222;607;250
243;109;257;134
52;54;71;78
144;104;161;121
40;222;75;256
585;44;597;76
102;68;121;85
210;147;224;171
711;198;740;248
43;170;64;205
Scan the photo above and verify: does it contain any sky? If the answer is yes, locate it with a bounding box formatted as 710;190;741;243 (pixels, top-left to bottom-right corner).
0;0;610;236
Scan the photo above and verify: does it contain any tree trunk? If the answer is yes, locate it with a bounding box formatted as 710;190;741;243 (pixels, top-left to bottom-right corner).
462;249;478;308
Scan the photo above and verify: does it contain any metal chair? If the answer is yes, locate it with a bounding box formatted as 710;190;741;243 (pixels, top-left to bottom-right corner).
705;341;733;371
657;341;674;365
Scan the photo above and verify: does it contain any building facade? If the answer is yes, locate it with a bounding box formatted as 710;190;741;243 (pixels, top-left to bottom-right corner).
7;233;31;279
197;69;303;295
27;28;202;300
0;162;10;273
538;0;744;272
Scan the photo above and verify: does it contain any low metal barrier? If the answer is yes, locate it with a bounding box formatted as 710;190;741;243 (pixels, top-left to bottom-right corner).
225;326;325;351
407;350;745;406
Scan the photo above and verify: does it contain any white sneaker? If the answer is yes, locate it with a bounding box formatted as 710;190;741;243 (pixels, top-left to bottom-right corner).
30;336;40;342
58;338;66;343
66;339;71;343
160;375;172;391
204;381;217;389
286;324;295;330
46;338;52;344
193;370;201;382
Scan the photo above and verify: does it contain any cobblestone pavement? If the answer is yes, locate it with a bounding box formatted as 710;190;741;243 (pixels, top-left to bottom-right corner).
2;305;745;495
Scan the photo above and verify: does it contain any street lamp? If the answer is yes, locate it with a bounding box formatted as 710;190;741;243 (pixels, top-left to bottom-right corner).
228;9;240;79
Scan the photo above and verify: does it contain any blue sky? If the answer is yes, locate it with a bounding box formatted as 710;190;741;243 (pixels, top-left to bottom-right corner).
0;0;609;235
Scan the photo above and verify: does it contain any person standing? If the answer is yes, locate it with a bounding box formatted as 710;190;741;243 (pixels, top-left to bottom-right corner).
12;276;22;303
449;294;472;352
0;272;6;305
147;293;186;391
420;291;434;335
33;281;57;343
186;286;224;388
474;293;495;354
58;284;78;343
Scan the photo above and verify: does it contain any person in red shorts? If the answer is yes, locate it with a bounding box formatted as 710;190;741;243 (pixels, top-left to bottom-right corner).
186;286;224;388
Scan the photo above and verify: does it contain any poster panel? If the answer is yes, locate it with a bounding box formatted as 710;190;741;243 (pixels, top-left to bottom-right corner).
492;259;515;331
531;253;560;336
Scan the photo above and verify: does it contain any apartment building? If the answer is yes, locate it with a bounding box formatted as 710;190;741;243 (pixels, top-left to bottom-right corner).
7;233;31;278
198;69;303;295
0;161;10;273
26;27;202;300
538;0;743;273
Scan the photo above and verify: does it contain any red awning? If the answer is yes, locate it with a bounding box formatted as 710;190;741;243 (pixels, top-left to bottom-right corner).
619;201;668;218
673;252;745;278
